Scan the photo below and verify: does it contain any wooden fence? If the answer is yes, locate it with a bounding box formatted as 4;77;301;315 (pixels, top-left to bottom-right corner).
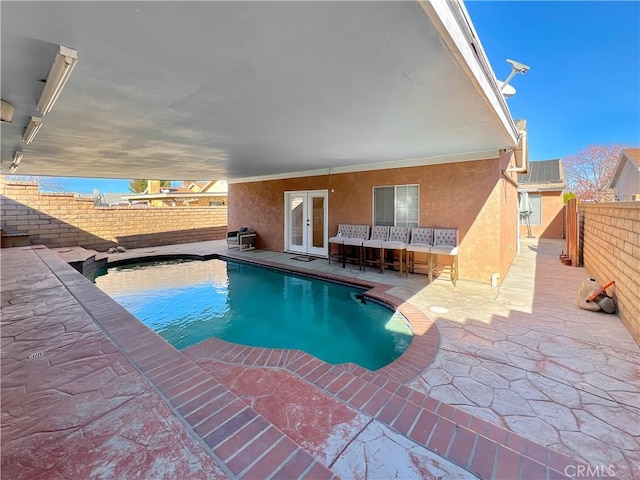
565;198;580;266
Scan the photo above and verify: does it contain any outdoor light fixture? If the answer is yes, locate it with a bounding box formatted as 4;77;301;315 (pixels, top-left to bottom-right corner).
9;151;23;174
23;117;43;144
36;45;78;115
1;100;14;123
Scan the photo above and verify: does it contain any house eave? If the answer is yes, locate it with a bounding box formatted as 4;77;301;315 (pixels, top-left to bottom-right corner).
228;149;500;184
122;192;227;201
419;0;520;148
609;150;640;188
517;186;566;193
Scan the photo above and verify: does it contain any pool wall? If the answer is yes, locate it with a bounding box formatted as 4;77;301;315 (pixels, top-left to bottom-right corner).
82;250;439;381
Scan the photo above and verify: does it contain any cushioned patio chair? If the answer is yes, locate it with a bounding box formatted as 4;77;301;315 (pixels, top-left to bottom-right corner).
406;227;434;276
430;228;459;286
342;224;370;269
227;227;256;251
381;226;409;276
363;226;390;274
328;224;353;265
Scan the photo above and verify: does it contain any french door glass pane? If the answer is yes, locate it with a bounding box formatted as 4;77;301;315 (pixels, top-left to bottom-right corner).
312;196;325;248
290;195;304;246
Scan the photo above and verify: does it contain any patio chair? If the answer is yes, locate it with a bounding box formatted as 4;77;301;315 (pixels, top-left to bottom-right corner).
406;227;434;277
328;224;353;265
430;228;459;286
342;224;370;269
227;227;256;251
363;226;390;274
381;226;409;276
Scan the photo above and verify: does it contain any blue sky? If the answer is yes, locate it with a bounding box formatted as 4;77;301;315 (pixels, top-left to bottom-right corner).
465;0;640;160
36;1;640;194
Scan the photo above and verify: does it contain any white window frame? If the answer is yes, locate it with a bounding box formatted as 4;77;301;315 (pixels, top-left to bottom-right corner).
372;184;419;228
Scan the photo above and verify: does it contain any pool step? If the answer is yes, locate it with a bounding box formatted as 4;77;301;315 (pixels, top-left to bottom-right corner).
1;228;31;248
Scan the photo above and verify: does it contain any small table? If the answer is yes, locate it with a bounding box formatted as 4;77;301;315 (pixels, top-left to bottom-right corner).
238;233;256;251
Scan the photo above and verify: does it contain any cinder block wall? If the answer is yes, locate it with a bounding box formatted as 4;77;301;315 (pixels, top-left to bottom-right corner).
580;202;640;345
1;180;227;251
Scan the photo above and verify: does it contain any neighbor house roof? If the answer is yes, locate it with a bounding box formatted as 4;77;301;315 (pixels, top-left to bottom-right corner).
96;193;129;206
609;148;640;188
518;159;565;191
123;180;227;202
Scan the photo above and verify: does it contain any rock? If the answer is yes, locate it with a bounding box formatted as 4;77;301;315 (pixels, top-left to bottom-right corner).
597;296;616;314
576;279;601;312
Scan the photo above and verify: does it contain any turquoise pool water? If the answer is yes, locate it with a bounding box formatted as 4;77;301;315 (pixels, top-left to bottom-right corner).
92;258;412;370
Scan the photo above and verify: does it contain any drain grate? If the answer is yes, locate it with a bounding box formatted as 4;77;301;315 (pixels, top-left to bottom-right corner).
28;351;45;359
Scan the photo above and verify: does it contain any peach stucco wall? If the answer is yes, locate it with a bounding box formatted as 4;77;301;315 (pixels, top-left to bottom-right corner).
500;170;520;278
229;153;518;285
519;191;565;239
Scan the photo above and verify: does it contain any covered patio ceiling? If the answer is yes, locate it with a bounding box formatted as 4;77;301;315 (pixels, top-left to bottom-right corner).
1;1;518;182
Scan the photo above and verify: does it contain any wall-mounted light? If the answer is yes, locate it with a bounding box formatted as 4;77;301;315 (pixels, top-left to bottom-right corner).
23;117;43;144
9;151;23;174
1;100;14;123
37;45;78;115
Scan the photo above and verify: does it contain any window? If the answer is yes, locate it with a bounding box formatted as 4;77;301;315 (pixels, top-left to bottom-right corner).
519;193;541;225
373;185;419;227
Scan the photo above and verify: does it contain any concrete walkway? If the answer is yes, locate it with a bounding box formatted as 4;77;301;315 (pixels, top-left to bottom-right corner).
2;238;638;479
405;239;640;479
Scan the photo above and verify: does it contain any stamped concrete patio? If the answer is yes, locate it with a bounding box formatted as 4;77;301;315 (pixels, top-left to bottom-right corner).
2;237;638;479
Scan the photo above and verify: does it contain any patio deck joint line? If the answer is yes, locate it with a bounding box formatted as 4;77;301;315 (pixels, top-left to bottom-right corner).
236;435;285;478
264;447;302;480
327;417;374;469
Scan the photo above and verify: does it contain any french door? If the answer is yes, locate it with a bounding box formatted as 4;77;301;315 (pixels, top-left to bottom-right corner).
284;190;328;257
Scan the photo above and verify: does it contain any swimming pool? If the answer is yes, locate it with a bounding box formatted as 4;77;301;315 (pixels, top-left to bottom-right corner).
92;258;413;370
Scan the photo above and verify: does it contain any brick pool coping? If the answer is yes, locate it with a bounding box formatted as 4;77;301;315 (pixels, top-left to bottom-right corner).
40;246;584;479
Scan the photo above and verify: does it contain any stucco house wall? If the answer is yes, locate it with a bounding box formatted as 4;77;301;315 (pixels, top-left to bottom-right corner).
612;158;640;202
229;151;518;285
519;191;565;239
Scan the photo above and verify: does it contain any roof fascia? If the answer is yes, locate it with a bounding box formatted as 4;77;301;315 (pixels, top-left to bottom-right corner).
418;0;519;148
122;192;227;200
609;150;629;188
229;148;498;184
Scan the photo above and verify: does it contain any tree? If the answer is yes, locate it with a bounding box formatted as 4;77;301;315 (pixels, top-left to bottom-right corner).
129;179;171;193
562;145;623;202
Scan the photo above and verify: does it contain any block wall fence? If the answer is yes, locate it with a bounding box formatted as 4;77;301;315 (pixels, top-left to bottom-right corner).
1;180;228;251
579;202;640;345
